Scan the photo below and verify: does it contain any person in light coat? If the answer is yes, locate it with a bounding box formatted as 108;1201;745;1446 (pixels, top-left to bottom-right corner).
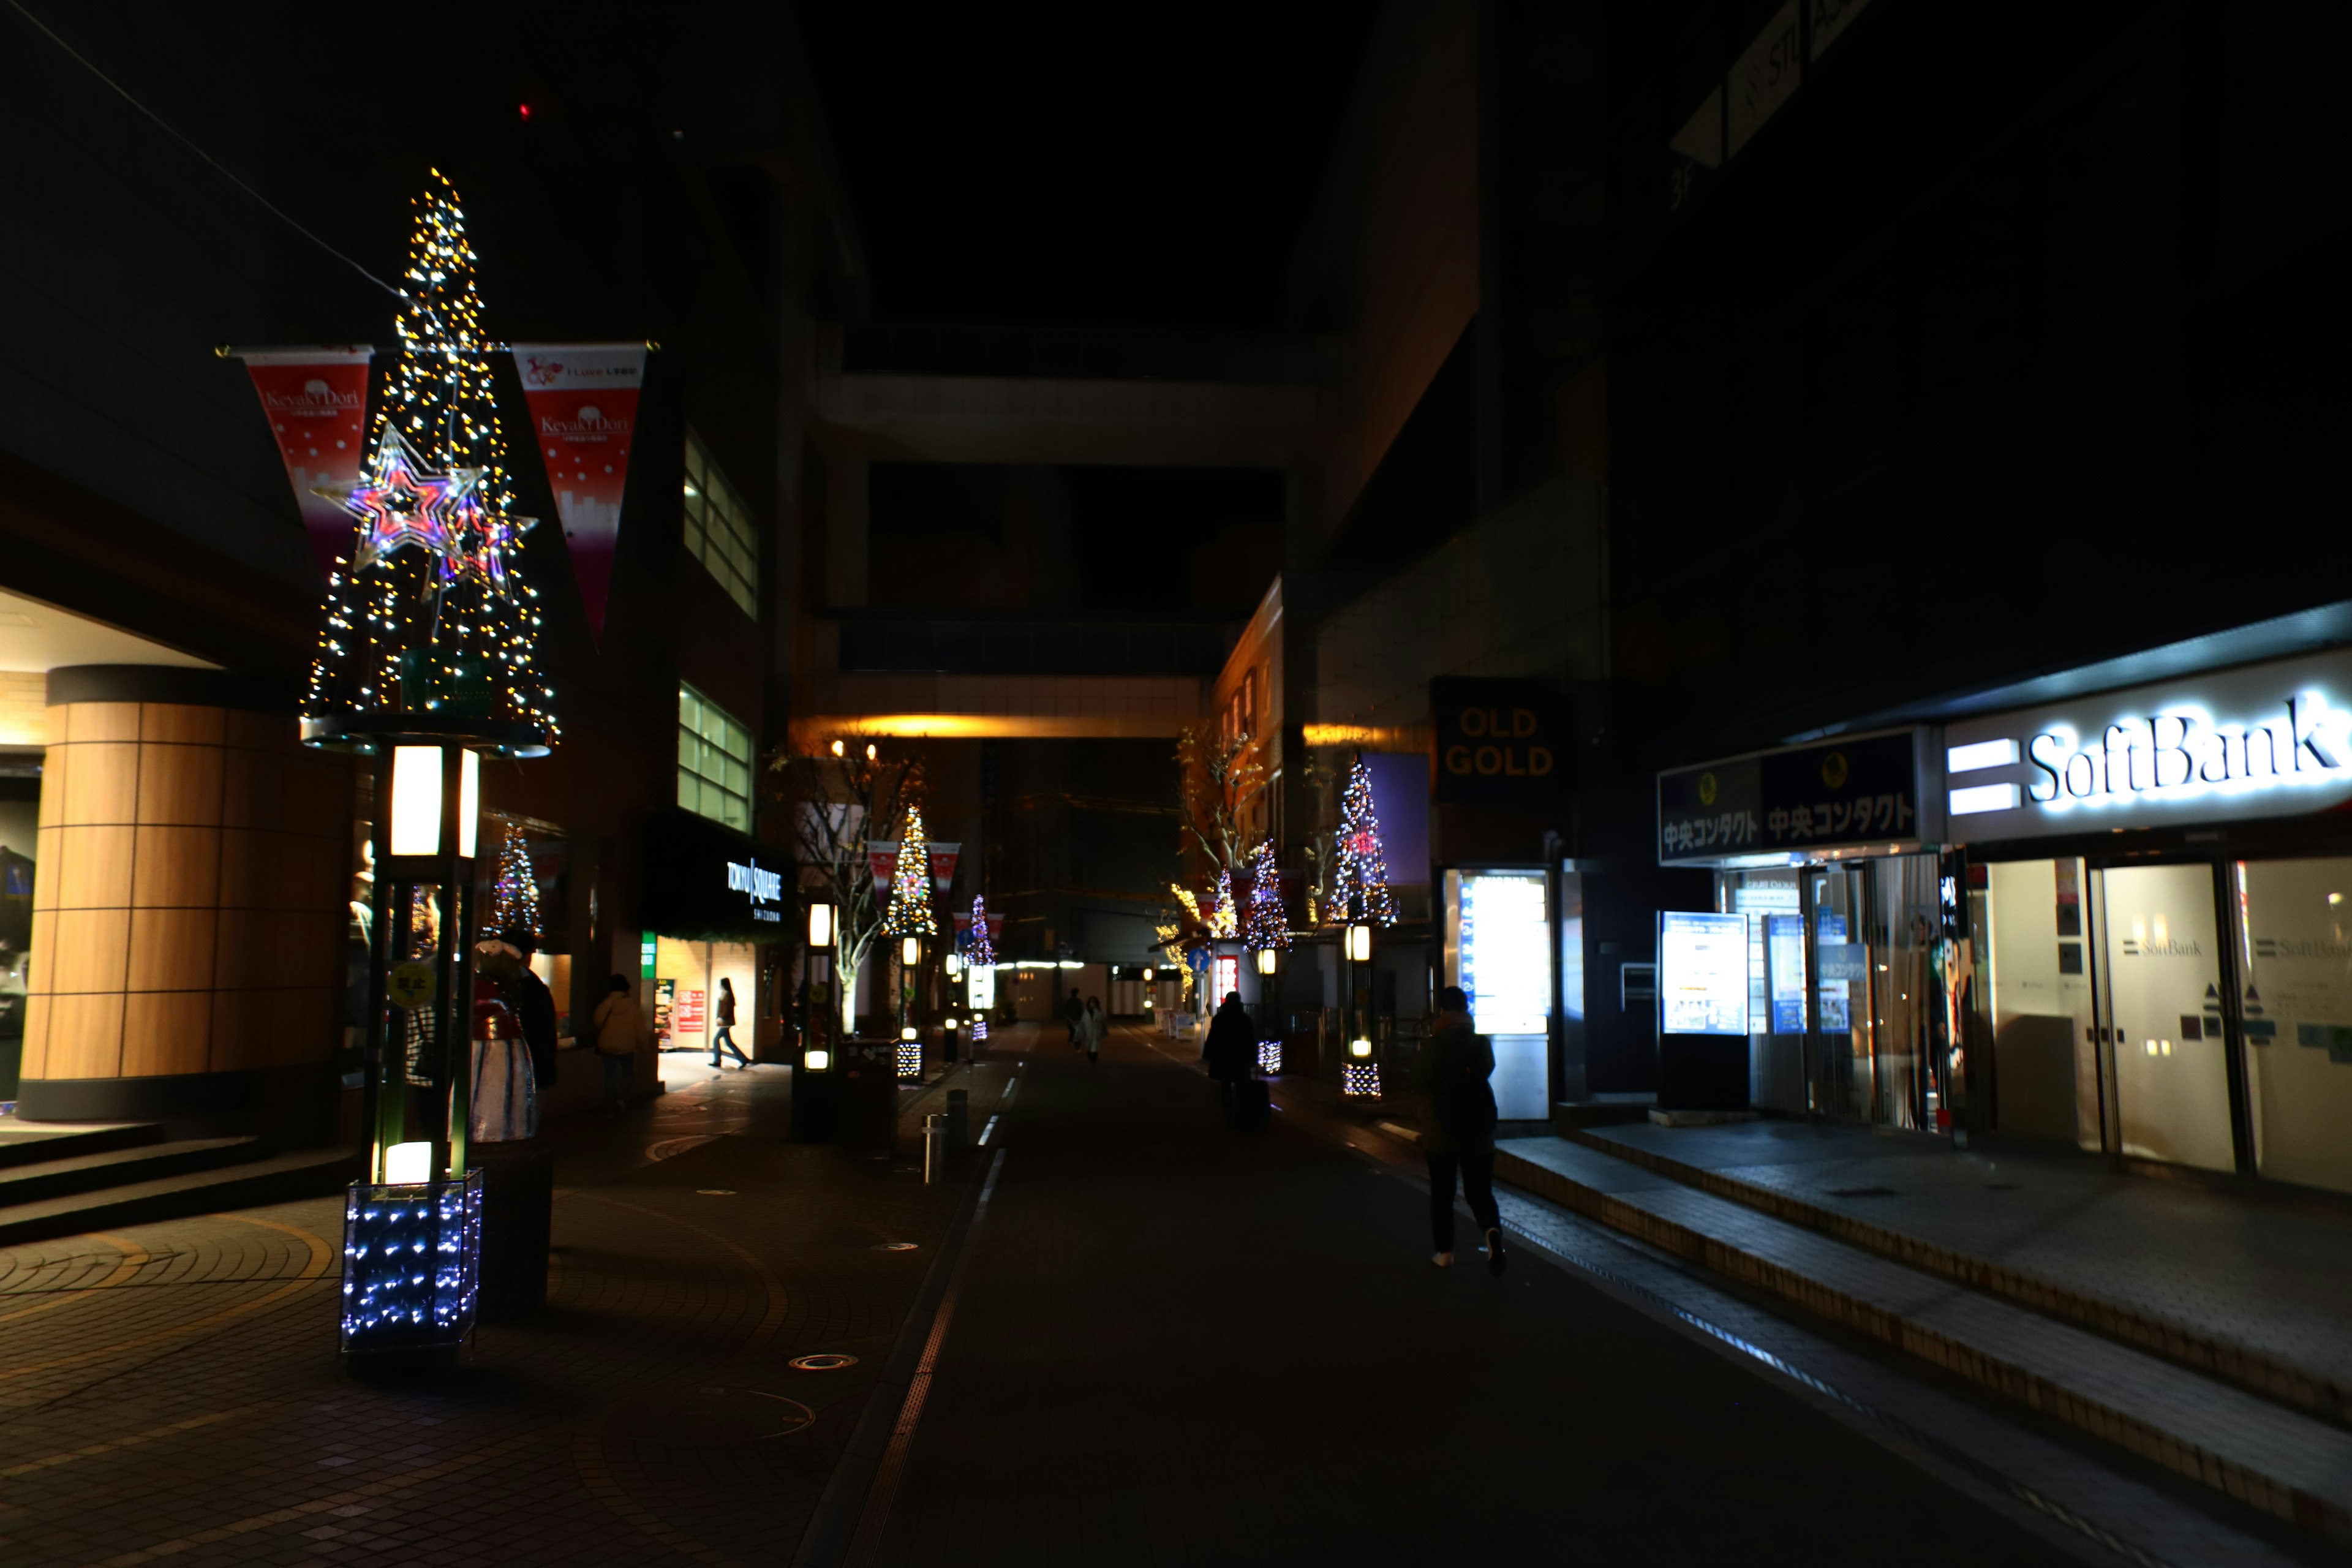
592;975;649;1112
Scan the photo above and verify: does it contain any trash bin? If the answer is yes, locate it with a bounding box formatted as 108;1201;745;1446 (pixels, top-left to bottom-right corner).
790;1059;840;1143
840;1042;900;1150
471;1139;552;1321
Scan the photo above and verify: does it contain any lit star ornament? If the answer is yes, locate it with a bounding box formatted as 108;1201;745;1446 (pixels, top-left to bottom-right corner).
318;425;480;573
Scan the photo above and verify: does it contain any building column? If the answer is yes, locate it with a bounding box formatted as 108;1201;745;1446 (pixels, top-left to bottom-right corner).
20;666;350;1137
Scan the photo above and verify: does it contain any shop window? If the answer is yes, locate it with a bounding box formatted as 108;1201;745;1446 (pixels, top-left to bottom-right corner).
677;684;753;833
682;430;758;619
2233;858;2352;1196
1981;859;2101;1151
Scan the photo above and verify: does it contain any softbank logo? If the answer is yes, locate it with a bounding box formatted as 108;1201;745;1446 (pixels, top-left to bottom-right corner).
1948;693;2352;818
726;861;783;905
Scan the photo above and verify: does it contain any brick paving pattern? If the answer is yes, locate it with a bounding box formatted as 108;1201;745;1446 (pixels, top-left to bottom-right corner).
0;1048;1017;1567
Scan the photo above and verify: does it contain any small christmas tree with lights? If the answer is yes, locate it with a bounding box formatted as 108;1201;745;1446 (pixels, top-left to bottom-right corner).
967;893;996;965
1243;841;1287;951
489;823;540;938
304;170;557;748
883;803;937;936
1330;755;1398;926
1205;867;1240;940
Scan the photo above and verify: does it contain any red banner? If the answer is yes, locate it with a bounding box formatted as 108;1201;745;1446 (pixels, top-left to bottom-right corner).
952;913;1004;944
512;344;645;639
869;840;960;892
237;349;373;581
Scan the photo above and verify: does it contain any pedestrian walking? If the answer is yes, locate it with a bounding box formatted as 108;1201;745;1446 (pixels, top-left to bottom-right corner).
1063;986;1085;1049
710;976;752;1069
502;927;560;1098
1201;990;1256;1115
1414;984;1506;1273
1081;995;1106;1065
592;975;647;1112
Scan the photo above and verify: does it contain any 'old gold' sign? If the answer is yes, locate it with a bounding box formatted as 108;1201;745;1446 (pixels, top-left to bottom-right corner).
1430;677;1566;805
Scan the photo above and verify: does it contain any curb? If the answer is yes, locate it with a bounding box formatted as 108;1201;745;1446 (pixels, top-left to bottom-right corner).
1494;1144;2352;1547
1557;1126;2351;1428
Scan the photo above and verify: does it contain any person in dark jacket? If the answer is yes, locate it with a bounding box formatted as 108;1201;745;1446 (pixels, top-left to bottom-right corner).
1412;985;1504;1273
1200;991;1256;1114
502;927;562;1099
710;975;751;1069
1063;986;1085;1049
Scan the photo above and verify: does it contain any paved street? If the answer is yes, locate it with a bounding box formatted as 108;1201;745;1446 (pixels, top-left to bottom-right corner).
867;1023;2084;1566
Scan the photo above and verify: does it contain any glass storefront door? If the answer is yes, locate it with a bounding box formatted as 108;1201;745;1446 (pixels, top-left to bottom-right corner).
2096;864;2236;1172
2231;858;2352;1195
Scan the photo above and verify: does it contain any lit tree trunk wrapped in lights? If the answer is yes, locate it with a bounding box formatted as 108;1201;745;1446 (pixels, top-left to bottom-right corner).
1242;840;1287;952
304;170;557;747
1329;753;1398;927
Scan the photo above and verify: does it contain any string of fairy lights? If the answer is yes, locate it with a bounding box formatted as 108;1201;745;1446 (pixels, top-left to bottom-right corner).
883;802;937;937
304;172;559;747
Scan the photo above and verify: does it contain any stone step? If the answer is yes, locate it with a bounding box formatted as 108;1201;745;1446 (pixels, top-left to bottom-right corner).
0;1120;165;1169
0;1136;263;1207
1557;1124;2351;1428
1494;1135;2352;1547
0;1145;359;1248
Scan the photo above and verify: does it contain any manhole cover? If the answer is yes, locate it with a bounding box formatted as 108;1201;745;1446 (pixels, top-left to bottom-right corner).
1825;1186;1898;1199
695;1188;737;1196
790;1354;858;1371
875;1242;918;1252
647;1135;719;1162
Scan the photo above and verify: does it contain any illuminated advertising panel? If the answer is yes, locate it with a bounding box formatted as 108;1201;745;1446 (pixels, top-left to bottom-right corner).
1461;872;1550;1035
1660;911;1749;1036
1942;647;2352;837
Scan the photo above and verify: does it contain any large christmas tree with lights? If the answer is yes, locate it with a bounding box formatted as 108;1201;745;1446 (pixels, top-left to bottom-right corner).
1243;841;1287;951
883;803;937;936
1330;755;1398;926
304;171;557;747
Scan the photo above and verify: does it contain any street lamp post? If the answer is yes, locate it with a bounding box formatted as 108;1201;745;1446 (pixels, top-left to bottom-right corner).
1343;919;1376;1097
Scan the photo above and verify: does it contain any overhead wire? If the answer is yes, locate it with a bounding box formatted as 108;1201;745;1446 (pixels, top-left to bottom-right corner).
4;0;405;300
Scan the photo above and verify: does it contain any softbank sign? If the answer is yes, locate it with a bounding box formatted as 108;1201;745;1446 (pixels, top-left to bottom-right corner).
727;859;784;922
1942;649;2352;838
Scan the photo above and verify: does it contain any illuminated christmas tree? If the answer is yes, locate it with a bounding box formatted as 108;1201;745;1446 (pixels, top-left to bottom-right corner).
489;823;540;938
967;893;995;965
883;802;937;936
304;171;557;748
1205;867;1240;940
1330;755;1398;926
1243;841;1287;951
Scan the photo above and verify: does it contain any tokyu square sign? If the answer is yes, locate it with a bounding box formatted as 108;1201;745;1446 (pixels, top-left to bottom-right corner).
1942;647;2352;839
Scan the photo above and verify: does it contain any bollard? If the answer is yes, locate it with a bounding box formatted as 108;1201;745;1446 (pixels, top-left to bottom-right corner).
922;1114;948;1184
944;1087;969;1150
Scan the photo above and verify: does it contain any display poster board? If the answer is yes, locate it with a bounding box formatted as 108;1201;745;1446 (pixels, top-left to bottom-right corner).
967;963;997;1012
676;988;707;1036
1460;871;1550;1035
1815;914;1850;1031
1766;913;1805;1035
654;978;676;1046
1660;911;1750;1036
1213;954;1240;1005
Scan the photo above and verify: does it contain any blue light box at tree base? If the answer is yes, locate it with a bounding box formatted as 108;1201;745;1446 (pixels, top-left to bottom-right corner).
341;1169;483;1355
1657;911;1752;1110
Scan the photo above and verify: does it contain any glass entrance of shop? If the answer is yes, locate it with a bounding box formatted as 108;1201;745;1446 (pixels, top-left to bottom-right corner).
2094;864;2237;1172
